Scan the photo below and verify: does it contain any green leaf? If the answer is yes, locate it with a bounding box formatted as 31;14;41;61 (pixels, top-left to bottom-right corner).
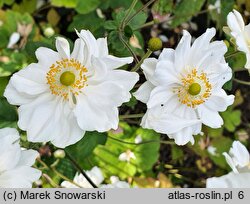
171;145;184;161
152;0;173;15
221;108;241;132
56;158;76;180
68;12;105;35
171;0;206;27
51;0;78;8
104;20;118;30
0;76;9;96
209;0;234;30
76;0;101;14
12;0;37;14
86;123;160;179
66;131;107;164
208;136;233;169
0;97;18;128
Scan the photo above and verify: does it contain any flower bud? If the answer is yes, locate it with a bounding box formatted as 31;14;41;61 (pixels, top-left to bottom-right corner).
44;27;55;38
148;37;162;51
54;149;65;159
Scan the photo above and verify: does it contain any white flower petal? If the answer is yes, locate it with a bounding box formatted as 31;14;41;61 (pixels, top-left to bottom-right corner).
174;30;192;71
7;32;20;48
205;89;234;112
206;172;250;188
55;37;71;59
71;38;86;64
35;47;60;69
134;81;155;104
198;105;223;128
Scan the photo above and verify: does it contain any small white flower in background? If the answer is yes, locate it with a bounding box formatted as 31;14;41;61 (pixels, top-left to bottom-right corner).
134;135;142;144
223;141;250;173
206;141;250;188
0;128;41;188
207;145;217;156
101;176;131;188
0;20;3;27
61;166;104;188
4;29;139;148
208;0;221;14
134;28;234;145
118;149;136;162
227;10;250;69
7;32;20;48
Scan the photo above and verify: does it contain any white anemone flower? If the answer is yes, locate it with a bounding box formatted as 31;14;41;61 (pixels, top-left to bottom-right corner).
4;29;139;148
61;166;104;188
101;176;131;188
227;10;250;69
206;141;250;188
134;28;234;145
0;128;41;188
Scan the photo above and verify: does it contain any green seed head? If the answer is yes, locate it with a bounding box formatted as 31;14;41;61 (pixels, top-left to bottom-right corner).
188;83;201;96
60;71;75;86
148;37;163;51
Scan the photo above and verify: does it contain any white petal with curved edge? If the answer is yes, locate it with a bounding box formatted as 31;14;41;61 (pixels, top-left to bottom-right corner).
35;47;60;69
227;10;245;36
104;70;139;101
189;28;216;66
4;81;36;105
206;172;250;188
223;152;239;173
134;81;155;104
198;105;223;128
205;89;234;112
102;55;133;69
56;37;70;59
141;58;158;85
75;94;119;132
147;87;175;108
97;38;109;56
71;38;86;64
142;107;201;135
7;32;20;48
154;60;180;85
10;63;48;96
229;141;250;168
159;48;175;62
0;166;41;188
174;30;192;72
17;149;39;166
168;126;196;145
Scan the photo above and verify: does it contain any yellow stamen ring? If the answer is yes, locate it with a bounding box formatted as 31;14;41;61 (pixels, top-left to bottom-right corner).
176;69;212;108
46;58;88;100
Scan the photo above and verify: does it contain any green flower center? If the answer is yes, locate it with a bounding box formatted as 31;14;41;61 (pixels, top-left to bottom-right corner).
60;71;75;86
188;83;201;96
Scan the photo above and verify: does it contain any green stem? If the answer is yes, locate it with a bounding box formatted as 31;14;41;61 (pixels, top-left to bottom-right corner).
225;51;240;59
108;135;174;145
119;113;144;119
135;20;155;30
52;167;82;188
42;173;60;188
121;0;138;30
125;0;157;25
233;78;250;86
65;150;98;188
118;32;139;63
131;49;152;72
